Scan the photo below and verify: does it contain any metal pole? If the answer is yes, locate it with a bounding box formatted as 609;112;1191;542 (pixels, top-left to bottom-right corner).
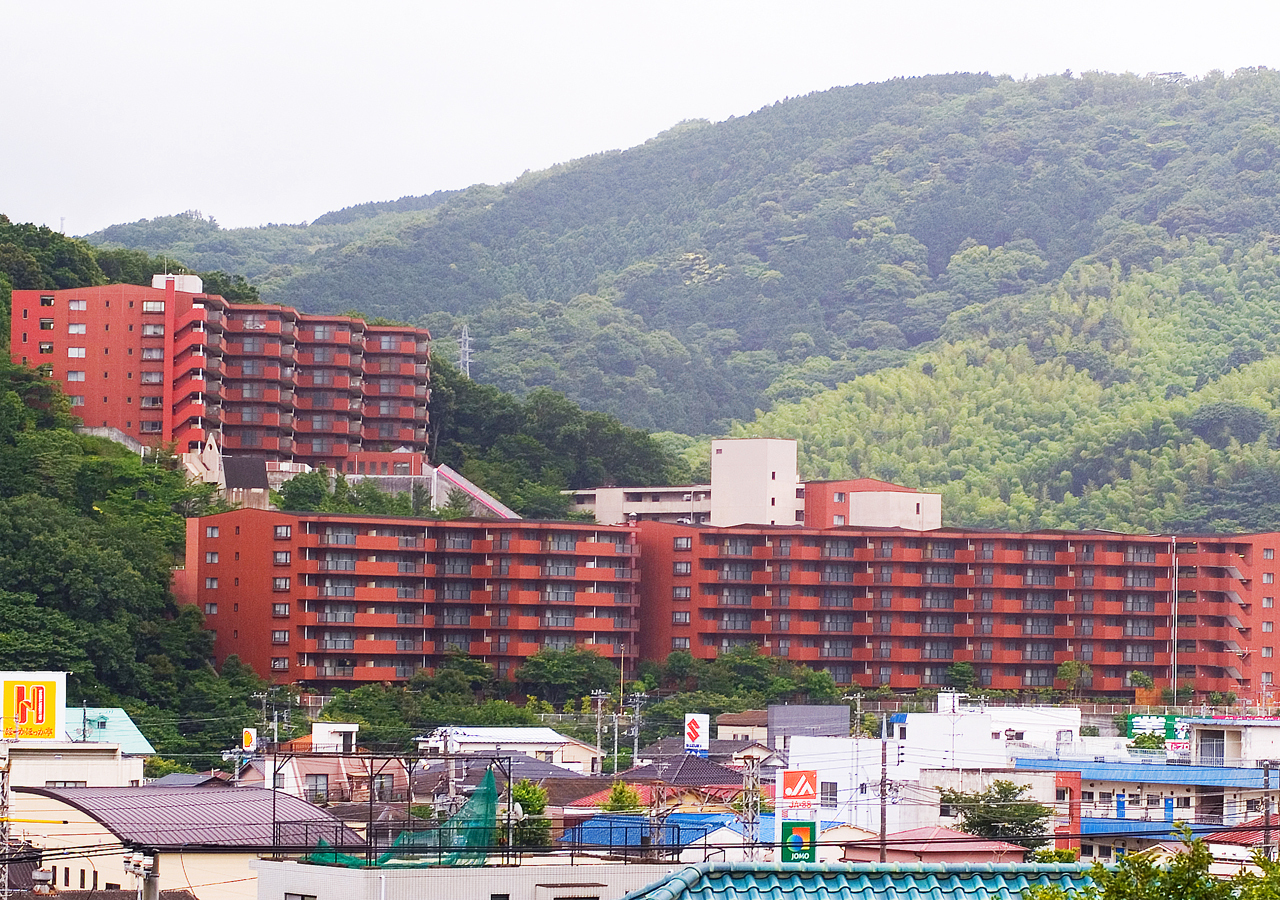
1266;761;1273;861
879;714;887;863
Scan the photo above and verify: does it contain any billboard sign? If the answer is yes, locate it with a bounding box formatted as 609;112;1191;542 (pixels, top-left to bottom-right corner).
684;713;710;755
781;819;817;862
781;769;818;810
1;671;67;741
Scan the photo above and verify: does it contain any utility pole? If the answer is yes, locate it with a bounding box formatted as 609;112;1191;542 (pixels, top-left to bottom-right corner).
741;757;761;860
613;710;620;775
591;689;608;769
458;324;472;378
879;713;888;863
1266;761;1274;861
629;692;646;761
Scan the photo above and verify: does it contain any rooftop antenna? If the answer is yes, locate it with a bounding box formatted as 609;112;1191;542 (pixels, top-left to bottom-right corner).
458;323;472;378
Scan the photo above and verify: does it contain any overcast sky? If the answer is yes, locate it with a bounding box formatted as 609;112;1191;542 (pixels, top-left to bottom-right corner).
6;0;1280;236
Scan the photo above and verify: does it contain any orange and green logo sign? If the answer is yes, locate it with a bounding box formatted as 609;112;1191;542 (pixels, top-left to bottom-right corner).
781;820;816;862
5;680;57;739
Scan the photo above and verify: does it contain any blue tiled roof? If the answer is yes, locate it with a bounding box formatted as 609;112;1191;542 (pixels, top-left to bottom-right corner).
67;707;156;755
1014;758;1266;788
1079;817;1220;839
560;814;722;847
620;862;1095;900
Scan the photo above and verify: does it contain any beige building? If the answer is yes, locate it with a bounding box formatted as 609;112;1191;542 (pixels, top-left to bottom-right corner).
418;727;604;775
9;742;144;788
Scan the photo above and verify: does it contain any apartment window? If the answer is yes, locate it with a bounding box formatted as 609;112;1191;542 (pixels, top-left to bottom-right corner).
1265;672;1275;684
142;300;165;313
39;318;54;330
274;551;291;565
67;394;84;406
834;492;846;503
203;603;217;615
141;348;164;360
274;524;292;540
1267;598;1276;608
40;296;54;306
672;637;690;650
273;577;291;592
673;586;691;599
271;630;290;645
141;371;164;384
69;299;86;310
271;658;289;671
39;342;55;354
139;396;163;408
205;577;218;589
140;421;163;433
205;552;219;564
674;536;692;550
206;526;219;538
65;370;87;383
272;603;290;617
674;561;692;575
1267;573;1276;584
672;610;691;624
1266;648;1274;658
1267;549;1275;560
1266;622;1275;633
820;782;838;808
67;323;87;335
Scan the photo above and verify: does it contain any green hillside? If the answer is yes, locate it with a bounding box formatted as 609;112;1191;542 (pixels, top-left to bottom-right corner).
84;69;1280;435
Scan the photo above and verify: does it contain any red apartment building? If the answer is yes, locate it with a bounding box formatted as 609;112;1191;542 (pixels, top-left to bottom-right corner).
177;509;640;688
637;521;1280;702
9;276;431;471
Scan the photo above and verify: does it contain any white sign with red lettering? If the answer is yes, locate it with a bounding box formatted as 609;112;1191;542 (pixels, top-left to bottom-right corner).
684;713;710;753
782;769;818;809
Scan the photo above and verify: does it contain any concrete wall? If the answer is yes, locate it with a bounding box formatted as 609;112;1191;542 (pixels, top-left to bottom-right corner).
251;858;676;900
710;439;801;527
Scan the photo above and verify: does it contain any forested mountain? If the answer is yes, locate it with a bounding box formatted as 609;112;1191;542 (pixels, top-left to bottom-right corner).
85;69;1280;436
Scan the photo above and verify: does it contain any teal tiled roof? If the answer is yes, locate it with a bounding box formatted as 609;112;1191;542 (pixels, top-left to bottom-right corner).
67;707;156;755
621;862;1095;900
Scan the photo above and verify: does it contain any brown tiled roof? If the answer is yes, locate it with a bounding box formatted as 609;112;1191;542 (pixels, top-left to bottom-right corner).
622;754;746;787
16;786;359;849
1208;813;1280;846
715;711;768;728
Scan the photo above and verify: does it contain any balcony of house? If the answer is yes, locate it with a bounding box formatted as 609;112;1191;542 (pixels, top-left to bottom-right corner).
361;424;417;443
223;361;284;382
221;431;287;453
366;380;418;399
174;326;218;356
361;401;417;420
296;349;356;368
495;536;543;554
294;372;358;391
293;416;355;436
221;408;283;428
365;358;418;378
225;315;287;336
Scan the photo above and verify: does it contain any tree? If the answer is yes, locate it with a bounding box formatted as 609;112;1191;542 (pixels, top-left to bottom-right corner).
1025;830;1235;900
946;662;976;690
1129;732;1166;750
515;649;619;706
1056;660;1092;698
511;779;551;847
937;779;1051;850
601;781;643;812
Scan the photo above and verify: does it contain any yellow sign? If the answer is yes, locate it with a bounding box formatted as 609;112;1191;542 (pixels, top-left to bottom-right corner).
242;728;258;751
5;680;57;740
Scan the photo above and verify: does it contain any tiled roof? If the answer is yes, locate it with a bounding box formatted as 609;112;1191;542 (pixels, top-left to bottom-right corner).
16;786;359;849
1209;813;1280;846
845;826;1026;855
624;755;746;787
65;707;156;755
716;711;768;728
1014;758;1270;788
620;861;1095;900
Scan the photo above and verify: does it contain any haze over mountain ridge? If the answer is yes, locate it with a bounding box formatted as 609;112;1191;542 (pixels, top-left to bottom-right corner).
82;67;1280;531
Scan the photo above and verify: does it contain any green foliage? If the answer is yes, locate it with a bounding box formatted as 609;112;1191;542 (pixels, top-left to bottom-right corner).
275;468;415;515
142;756;196;779
1080;725;1100;737
511;778;551;847
1129;732;1167;750
1032;848;1079;863
515;649;620;706
946;662;976;690
601;781;643;812
1057;661;1093;697
1129;671;1156;689
938;779;1051;850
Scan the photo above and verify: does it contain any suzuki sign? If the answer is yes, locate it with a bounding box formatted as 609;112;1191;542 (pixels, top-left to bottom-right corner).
1;671;66;741
684;713;710;755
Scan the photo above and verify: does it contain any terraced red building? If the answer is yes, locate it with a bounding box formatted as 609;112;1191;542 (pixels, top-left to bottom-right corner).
178;509;641;688
8;275;430;471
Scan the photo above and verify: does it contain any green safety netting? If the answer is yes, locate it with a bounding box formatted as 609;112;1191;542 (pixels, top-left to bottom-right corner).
305;768;499;868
